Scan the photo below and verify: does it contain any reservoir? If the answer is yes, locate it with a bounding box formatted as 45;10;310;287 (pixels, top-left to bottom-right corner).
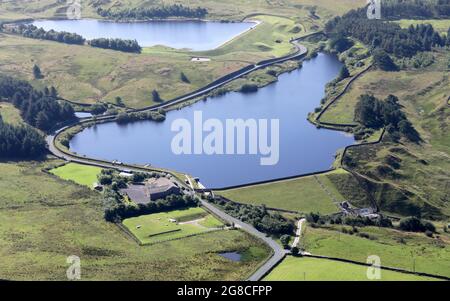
70;53;355;188
31;19;255;50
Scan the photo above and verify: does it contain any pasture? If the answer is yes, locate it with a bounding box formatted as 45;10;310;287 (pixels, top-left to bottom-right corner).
300;225;450;278
264;256;438;281
215;170;347;214
0;160;270;280
122;207;224;245
0;102;23;125
49;162;102;188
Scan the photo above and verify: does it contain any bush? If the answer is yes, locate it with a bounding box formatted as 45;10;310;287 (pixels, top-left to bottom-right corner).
211;199;294;236
373;50;398;71
180;72;190;83
399;216;435;233
280;234;290;249
240;84;258;93
152;90;162;102
291;246;300;256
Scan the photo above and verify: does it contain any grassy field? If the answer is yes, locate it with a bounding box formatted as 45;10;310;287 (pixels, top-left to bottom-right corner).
319;48;450;218
122;207;224;245
264;256;438;281
0;0;365;108
319;68;446;125
0;33;248;108
0;0;364;21
0;14;305;109
394;19;450;34
0;160;271;280
49;162;102;188
300;224;450;278
0;102;23;125
216;169;348;214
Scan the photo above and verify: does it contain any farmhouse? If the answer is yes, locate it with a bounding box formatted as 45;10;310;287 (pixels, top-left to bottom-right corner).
146;177;181;201
120;177;181;204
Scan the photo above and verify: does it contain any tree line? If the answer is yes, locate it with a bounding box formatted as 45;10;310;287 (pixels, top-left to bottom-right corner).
1;24;143;53
103;189;198;222
0;113;47;159
4;24;85;45
325;2;450;59
115;110;166;124
210;197;294;235
380;0;450;20
88;38;142;53
97;4;208;20
306;212;436;235
0;75;75;131
354;94;421;142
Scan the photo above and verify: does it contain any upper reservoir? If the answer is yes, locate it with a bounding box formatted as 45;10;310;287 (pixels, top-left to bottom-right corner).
70;53;355;188
31;19;255;50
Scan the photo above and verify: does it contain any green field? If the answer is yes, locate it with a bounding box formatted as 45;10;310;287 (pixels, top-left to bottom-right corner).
0;102;23;125
264;256;438;281
300;225;450;278
318;48;450;218
50;163;102;188
0;14;301;109
0;0;366;109
216;170;348;214
0;160;271;280
122;207;224;245
0;0;364;21
395;19;450;34
319;68;446;125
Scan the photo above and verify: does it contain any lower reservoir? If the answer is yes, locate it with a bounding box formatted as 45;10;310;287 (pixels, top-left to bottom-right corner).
70;53;355;188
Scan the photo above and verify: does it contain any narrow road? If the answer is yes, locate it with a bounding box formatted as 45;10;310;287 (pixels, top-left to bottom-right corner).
200;200;287;281
291;218;306;249
45;36;315;282
73;40;309;125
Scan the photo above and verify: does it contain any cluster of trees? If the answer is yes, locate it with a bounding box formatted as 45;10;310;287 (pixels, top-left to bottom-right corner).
211;198;294;235
306;212;393;228
399;216;436;233
97;5;208;20
97;169;129;190
103;190;198;222
90;103;108;115
397;51;436;69
372;49;399;71
2;24;144;53
240;83;258;93
354;94;420;142
5;24;85;45
115;110;166;124
97;168;157;189
88;38;142;53
380;0;450;20
0;114;46;158
325;5;449;59
0;75;75;131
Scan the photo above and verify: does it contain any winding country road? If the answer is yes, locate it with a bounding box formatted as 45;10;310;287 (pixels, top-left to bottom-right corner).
46;35;312;281
199;200;288;281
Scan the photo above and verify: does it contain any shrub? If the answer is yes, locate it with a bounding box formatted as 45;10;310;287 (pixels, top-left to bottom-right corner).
399;216;435;233
280;234;290;249
291;246;300;256
240;83;258;93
